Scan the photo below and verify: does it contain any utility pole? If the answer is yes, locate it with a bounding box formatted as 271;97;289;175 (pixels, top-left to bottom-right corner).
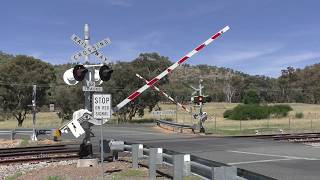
31;85;37;141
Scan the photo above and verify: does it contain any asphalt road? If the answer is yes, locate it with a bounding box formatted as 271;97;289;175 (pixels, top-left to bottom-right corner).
2;124;320;180
90;124;320;180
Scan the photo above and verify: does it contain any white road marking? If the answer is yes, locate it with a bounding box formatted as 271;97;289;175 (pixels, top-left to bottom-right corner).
228;150;319;161
228;158;292;165
108;132;158;136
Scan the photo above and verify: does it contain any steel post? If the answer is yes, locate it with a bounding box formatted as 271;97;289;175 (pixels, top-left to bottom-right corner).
31;85;37;141
10;129;14;141
132;144;143;168
82;24;94;158
211;166;240;180
173;154;190;180
149;148;163;178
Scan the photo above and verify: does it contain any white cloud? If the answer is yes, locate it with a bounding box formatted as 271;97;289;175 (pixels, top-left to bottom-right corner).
204;44;283;65
194;40;320;77
272;52;320;66
105;31;165;61
106;40;140;61
243;51;320;77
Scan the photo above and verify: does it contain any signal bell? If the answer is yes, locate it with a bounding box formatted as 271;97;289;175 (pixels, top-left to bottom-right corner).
73;65;88;81
99;65;113;81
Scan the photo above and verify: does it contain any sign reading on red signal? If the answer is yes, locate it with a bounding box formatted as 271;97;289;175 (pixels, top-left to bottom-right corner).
93;94;111;119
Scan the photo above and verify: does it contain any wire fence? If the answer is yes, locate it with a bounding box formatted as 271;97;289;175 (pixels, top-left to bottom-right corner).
156;103;320;135
186;112;320;135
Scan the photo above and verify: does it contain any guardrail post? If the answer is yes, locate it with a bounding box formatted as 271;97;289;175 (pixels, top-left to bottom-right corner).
11;129;15;140
132;144;143;169
211;166;244;180
173;154;190;180
149;148;163;179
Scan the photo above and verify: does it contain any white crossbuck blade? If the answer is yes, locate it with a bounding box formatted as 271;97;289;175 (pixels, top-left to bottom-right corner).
59;26;230;137
71;34;111;63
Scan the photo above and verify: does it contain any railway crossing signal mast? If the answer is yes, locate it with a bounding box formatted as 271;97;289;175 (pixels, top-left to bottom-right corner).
190;79;208;133
58;24;230;145
62;24;113;158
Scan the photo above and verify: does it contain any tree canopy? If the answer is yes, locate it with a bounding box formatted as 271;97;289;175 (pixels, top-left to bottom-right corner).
102;53;172;121
1;51;320;125
0;55;55;126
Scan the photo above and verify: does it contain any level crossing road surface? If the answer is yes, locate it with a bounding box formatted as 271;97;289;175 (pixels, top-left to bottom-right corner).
2;124;320;180
90;124;320;180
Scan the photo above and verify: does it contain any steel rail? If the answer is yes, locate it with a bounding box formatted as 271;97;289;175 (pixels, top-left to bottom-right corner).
0;154;79;165
0;149;79;158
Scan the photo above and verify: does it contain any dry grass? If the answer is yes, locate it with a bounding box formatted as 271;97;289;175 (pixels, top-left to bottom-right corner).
0;112;61;129
1;103;320;135
151;102;320;135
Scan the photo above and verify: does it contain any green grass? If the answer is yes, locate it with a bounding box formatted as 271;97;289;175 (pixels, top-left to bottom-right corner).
117;169;145;177
183;175;203;180
19;138;29;147
5;172;23;180
111;169;148;179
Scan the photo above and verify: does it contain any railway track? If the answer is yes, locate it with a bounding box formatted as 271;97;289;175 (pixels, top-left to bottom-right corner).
269;133;320;143
233;132;320;143
0;144;79;165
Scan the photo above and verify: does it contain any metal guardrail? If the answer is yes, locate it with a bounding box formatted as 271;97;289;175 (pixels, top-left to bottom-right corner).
123;142;275;180
156;120;196;133
0;129;52;140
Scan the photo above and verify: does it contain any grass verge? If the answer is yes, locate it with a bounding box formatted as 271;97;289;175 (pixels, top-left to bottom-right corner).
111;169;148;179
5;172;23;180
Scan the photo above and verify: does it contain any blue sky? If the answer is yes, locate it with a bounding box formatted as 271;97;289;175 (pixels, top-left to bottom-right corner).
1;0;320;77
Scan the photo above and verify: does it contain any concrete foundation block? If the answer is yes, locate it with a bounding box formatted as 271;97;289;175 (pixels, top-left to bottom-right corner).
77;158;98;167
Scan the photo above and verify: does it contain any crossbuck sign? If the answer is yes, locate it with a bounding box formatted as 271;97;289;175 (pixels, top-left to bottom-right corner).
71;34;111;63
93;94;112;119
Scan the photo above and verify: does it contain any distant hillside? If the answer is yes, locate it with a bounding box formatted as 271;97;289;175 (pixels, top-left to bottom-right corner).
1;50;320;104
171;64;246;82
279;63;320;104
166;63;276;103
0;51;14;64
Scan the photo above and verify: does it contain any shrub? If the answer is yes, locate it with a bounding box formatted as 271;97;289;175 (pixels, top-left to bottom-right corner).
224;104;293;120
269;105;293;118
295;112;304;119
223;109;233;118
229;104;269;120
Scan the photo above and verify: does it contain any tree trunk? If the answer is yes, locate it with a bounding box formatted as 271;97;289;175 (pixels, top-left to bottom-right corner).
14;112;26;127
17;113;23;127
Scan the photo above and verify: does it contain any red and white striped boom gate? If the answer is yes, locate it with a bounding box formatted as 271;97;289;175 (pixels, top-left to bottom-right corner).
113;25;230;112
135;73;191;113
58;26;230;135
